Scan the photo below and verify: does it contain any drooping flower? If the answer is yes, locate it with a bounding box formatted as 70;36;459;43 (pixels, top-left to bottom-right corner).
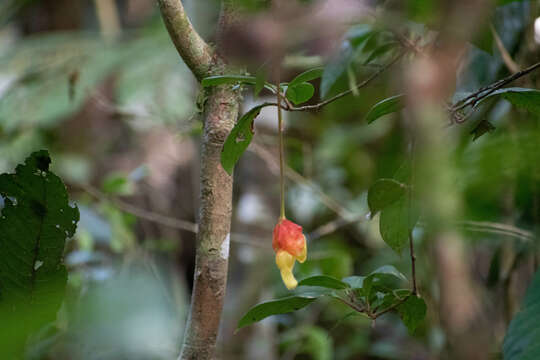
273;218;307;290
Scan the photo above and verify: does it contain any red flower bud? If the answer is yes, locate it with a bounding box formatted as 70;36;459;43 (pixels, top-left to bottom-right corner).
273;218;307;290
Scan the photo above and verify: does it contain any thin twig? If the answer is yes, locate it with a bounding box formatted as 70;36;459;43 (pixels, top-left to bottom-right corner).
82;183;198;232
276;71;286;219
456;220;535;242
372;293;410;318
308;213;367;240
256;51;406;113
337;296;365;314
490;24;520;74
80;184;270;249
451;60;540;114
416;219;534;242
459;220;534;240
290;51;406;112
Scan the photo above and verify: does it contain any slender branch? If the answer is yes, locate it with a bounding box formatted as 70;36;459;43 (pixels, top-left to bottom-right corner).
81;184;269;249
308;211;535;244
458;225;533;242
455;220;535;242
417;218;534;241
157;2;240;359
308;213;367;240
451;60;540;114
288;51;406;112
157;0;219;81
82;183;197;232
372;294;410;318
254;50;406;113
337;296;365;314
490;24;520;74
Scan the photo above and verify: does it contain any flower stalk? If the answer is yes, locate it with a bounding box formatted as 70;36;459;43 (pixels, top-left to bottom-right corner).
276;78;286;220
273;73;307;290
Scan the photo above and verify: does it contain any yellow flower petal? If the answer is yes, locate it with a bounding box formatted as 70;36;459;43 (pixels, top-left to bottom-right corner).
280;269;298;290
276;250;298;290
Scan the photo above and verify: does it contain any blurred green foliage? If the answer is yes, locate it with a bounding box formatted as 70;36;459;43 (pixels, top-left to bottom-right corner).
0;0;540;359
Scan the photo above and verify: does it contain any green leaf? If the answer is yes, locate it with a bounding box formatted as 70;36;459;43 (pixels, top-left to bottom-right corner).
346;24;373;47
319;25;374;99
503;268;540;360
470;120;496;141
288;67;324;89
379;195;415;253
377;290;412;311
347;64;359;96
364;43;397;65
480;87;540;115
378;164;419;254
368;265;407;281
254;68;266;96
286;82;315;105
397;295;427;334
365;94;405;124
363;265;407;297
201;75;257;87
0;150;79;358
321;42;354;98
342;276;365;289
298;275;351;290
221;106;263;175
237;295;318;330
368;179;407;216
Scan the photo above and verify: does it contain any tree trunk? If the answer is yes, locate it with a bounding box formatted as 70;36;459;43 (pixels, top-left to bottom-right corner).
157;1;240;359
179;85;239;359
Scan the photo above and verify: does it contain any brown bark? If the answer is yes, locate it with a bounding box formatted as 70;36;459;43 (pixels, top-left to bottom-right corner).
157;1;240;359
180;85;239;360
157;0;220;82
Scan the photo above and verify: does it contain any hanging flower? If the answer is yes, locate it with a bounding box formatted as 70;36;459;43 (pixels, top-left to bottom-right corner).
273;218;307;290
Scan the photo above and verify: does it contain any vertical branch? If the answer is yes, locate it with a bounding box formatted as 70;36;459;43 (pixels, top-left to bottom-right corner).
157;0;221;81
157;1;240;359
180;86;239;360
